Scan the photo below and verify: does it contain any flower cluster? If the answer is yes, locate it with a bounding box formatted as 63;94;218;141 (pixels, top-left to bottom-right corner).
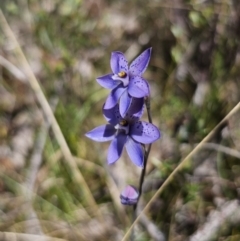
85;48;160;168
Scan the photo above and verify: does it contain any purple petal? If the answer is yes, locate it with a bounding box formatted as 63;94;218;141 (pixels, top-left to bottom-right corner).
85;124;115;142
110;51;129;74
128;76;150;98
107;133;127;164
120;185;139;205
119;90;132;117
104;86;126;109
96;74;121;89
125;97;144;121
125;138;144;167
121;185;139;200
129;48;152;76
130;121;160;144
103;104;122;125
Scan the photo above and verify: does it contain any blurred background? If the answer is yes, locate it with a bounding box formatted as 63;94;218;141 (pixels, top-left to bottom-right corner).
1;0;240;240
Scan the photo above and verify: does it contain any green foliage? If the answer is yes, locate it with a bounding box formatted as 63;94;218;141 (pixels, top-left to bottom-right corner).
161;94;187;125
55;102;82;154
184;183;200;202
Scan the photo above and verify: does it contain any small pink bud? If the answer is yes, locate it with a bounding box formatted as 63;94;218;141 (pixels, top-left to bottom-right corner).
120;185;139;205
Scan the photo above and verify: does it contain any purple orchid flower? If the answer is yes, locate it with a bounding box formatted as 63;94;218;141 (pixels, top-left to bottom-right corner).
96;48;152;117
85;98;160;167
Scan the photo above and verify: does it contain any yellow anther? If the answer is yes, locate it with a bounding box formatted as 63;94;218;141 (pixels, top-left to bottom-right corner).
118;71;127;78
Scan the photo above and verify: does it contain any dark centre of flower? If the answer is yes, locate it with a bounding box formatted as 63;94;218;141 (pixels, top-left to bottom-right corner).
118;71;127;78
115;119;129;135
119;119;128;126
